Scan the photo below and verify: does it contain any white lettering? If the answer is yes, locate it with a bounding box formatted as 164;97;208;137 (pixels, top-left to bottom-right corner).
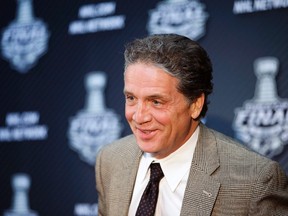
6;113;20;126
74;203;98;216
0;126;48;142
254;0;271;11
236;107;288;127
6;112;40;126
68;1;126;35
79;2;116;18
272;0;288;7
69;15;125;35
0;128;11;141
233;0;288;14
233;0;253;14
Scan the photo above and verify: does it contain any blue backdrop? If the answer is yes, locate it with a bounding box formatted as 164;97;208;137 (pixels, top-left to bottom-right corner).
1;0;288;215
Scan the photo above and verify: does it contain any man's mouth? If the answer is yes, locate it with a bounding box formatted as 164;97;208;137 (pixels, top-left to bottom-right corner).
135;127;157;139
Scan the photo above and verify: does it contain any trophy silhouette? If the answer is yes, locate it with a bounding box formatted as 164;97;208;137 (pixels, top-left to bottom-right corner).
233;57;288;157
68;72;122;165
1;0;49;73
4;173;38;216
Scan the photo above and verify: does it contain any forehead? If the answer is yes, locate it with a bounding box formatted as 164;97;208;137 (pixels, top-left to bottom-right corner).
124;63;179;92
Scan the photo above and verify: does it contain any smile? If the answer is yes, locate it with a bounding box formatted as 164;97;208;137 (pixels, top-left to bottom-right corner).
136;127;157;139
140;129;152;134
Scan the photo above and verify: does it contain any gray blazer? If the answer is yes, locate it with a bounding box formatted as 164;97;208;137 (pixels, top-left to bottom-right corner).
96;124;288;216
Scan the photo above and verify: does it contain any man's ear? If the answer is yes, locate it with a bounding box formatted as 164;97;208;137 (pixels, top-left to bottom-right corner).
190;93;205;119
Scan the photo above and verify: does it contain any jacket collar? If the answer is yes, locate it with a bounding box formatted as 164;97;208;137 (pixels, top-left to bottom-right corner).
180;123;221;215
107;136;143;216
112;123;221;216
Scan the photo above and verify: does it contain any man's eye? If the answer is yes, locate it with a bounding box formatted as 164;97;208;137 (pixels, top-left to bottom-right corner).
152;100;161;105
126;95;134;101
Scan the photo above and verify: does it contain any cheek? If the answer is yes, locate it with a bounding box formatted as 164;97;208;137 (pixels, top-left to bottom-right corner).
153;111;171;125
125;106;133;121
156;110;188;130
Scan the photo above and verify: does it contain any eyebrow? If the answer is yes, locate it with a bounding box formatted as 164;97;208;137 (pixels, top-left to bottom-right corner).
123;90;169;100
123;89;131;95
147;94;166;100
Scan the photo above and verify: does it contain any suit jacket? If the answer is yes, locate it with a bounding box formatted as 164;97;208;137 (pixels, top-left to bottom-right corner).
96;124;288;216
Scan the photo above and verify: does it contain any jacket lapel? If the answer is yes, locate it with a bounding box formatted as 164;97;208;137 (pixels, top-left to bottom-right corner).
180;124;221;216
108;136;143;215
110;124;221;216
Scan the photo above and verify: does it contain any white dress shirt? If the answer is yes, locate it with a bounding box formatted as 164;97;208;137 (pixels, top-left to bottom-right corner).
128;126;199;216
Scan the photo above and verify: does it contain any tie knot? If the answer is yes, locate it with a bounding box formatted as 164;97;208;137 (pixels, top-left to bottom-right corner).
149;163;164;182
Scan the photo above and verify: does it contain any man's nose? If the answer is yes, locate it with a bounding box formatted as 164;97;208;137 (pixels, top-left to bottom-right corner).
132;102;151;124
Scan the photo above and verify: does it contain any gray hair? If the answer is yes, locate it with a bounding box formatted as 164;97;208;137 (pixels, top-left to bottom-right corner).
124;34;213;119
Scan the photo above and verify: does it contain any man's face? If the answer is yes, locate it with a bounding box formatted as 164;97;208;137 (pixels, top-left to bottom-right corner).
124;62;200;159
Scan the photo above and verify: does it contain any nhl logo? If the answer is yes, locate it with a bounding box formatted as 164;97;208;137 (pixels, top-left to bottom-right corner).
233;57;288;157
68;72;123;165
147;0;209;40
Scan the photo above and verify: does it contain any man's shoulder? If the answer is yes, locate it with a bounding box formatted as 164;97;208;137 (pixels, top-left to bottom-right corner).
107;134;136;147
201;124;272;165
198;125;287;185
98;134;138;157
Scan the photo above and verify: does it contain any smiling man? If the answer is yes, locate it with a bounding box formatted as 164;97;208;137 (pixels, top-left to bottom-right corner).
124;62;200;159
95;34;288;216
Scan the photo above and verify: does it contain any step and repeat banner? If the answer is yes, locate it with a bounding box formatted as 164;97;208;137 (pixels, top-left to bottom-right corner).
1;0;288;215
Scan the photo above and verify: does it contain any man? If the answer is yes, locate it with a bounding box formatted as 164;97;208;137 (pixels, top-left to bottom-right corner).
96;34;288;215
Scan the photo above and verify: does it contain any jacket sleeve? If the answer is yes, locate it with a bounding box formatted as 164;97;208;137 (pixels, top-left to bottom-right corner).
248;161;288;215
95;148;107;216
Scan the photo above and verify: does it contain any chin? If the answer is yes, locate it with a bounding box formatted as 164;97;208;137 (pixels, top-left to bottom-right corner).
137;142;157;153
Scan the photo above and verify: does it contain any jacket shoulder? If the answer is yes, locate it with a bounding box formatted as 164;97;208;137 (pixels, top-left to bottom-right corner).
204;126;283;180
97;134;140;163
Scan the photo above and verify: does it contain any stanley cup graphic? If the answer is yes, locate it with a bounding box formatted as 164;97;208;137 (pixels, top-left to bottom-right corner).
68;72;123;165
248;57;282;155
253;57;279;103
1;0;49;73
84;72;107;113
233;57;288;157
147;0;209;41
4;174;38;216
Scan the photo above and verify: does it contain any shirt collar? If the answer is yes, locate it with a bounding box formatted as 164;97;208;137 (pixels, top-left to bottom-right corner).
140;126;199;192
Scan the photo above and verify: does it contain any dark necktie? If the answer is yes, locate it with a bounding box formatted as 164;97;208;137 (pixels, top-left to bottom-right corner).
135;163;164;216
